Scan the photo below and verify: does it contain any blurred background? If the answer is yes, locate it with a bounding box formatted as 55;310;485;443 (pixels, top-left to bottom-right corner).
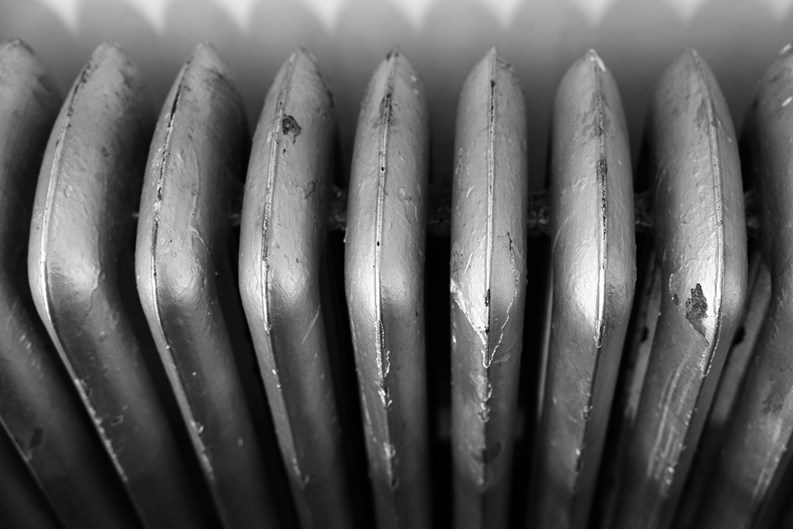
1;0;790;187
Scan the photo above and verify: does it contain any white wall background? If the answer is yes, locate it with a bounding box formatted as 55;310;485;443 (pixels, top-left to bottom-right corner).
2;0;790;186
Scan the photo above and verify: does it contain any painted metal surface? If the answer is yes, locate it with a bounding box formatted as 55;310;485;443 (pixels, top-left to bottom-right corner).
345;50;431;529
612;49;747;529
239;49;356;528
0;39;144;529
135;44;284;529
531;50;635;529
450;49;528;529
676;255;771;528
27;42;220;529
692;44;793;529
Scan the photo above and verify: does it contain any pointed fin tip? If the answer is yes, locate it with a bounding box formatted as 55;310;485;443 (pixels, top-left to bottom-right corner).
1;38;35;57
288;46;323;73
386;47;401;61
586;49;607;72
187;42;226;72
93;41;127;60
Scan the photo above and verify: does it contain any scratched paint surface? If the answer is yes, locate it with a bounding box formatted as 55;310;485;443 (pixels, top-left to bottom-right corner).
345;50;431;529
692;44;793;529
239;49;356;529
28;43;220;529
136;44;285;529
612;49;747;529
0;40;143;529
531;50;635;529
450;49;528;529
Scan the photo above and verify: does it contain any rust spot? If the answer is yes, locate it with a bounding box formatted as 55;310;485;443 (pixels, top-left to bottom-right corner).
281;114;301;143
375;89;396;128
596;157;608;179
685;283;708;337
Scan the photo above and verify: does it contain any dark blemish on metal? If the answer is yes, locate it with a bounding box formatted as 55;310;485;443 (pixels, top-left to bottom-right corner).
484;289;490;307
281;114;301;143
375;89;395;128
695;98;710;130
596;157;608;180
685;283;708;337
110;415;124;426
641;326;650;342
494;55;512;72
388;472;399;492
762;375;787;415
733;326;745;345
304;180;317;199
475;441;502;464
29;426;44;455
386;48;400;60
672;294;679;306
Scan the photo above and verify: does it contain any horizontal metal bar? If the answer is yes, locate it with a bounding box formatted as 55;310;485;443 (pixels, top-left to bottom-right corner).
325;185;756;238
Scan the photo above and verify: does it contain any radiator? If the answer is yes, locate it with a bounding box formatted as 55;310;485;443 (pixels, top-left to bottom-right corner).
1;7;793;529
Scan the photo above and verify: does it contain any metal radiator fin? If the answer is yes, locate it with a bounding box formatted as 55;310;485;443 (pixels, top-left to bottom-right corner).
345;49;431;529
2;38;793;529
449;48;528;529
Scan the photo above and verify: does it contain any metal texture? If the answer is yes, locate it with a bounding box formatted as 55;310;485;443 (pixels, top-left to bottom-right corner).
531;50;635;529
239;49;356;528
28;42;219;529
692;44;793;529
0;39;144;529
345;50;431;529
0;422;64;529
135;44;283;529
676;255;771;528
450;49;528;529
612;49;747;529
